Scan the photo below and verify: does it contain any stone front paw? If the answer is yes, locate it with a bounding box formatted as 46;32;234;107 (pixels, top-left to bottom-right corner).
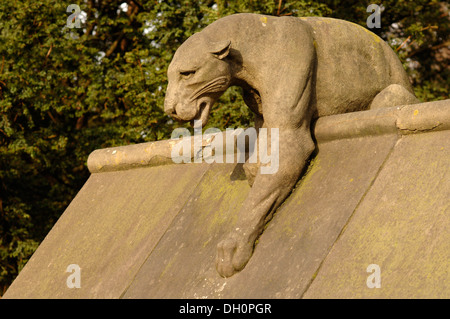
215;235;254;278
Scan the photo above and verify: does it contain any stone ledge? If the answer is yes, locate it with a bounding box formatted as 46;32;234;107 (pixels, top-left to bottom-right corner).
87;99;450;173
314;99;450;142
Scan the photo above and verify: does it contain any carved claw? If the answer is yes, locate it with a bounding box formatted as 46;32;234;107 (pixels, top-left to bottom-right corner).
215;235;254;278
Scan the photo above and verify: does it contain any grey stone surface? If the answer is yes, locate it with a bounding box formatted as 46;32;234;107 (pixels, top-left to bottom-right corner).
122;134;398;298
3;100;449;299
304;130;450;298
122;163;251;298
3;164;210;298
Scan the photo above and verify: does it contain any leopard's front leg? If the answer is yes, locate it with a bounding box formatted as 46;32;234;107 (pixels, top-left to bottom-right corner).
216;126;315;277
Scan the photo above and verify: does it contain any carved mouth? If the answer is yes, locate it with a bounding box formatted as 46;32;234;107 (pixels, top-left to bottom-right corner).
190;99;211;129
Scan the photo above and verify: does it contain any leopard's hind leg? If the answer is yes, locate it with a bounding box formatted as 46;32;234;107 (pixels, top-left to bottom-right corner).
369;84;420;109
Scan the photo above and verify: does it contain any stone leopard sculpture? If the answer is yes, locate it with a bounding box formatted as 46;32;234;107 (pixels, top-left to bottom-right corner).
164;13;419;278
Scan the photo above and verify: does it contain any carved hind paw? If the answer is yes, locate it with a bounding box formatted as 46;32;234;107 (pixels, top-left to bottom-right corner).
215;235;254;278
370;84;419;109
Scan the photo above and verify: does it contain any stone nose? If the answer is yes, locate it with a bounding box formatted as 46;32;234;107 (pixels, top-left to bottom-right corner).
164;95;177;116
164;99;183;121
165;104;177;117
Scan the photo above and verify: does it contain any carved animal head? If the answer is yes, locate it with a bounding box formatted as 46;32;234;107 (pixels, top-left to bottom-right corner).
164;33;232;129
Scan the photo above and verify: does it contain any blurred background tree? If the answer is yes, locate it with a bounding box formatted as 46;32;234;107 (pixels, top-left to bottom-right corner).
0;0;448;295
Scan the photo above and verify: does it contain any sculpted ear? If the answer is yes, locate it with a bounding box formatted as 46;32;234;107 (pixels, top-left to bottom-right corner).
210;40;231;60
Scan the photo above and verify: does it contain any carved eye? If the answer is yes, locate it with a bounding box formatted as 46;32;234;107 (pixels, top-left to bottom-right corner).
180;70;196;78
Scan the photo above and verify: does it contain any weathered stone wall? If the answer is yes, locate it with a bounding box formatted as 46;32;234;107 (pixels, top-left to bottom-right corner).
4;100;449;298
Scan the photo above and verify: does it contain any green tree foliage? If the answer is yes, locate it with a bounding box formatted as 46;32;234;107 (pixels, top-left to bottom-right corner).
0;0;448;294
